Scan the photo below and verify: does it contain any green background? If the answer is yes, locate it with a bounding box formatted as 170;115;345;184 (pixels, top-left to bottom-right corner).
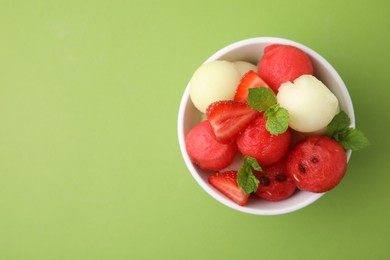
0;0;389;259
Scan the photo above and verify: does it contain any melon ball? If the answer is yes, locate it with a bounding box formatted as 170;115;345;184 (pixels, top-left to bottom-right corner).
189;60;241;113
307;104;341;135
233;61;258;76
277;75;339;133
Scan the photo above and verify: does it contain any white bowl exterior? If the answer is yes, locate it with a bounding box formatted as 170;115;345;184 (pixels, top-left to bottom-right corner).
178;37;354;215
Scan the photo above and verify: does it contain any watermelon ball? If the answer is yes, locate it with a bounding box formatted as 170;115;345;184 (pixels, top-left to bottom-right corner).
236;115;291;166
258;44;314;93
287;135;347;193
254;157;297;201
185;120;237;171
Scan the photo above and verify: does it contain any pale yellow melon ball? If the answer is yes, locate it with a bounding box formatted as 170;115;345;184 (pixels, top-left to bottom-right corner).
189;60;241;113
277;75;339;133
233;61;258;76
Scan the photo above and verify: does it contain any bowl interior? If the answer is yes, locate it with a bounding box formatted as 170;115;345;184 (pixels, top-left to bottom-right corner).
178;37;354;215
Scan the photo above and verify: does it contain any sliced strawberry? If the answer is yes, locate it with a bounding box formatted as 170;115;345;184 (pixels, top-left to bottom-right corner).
206;100;258;144
208;171;250;206
233;70;270;103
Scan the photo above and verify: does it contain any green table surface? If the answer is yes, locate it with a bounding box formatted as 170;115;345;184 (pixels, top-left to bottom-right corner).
1;0;389;259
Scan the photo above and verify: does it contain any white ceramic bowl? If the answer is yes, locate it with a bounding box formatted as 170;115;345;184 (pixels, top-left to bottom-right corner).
178;37;354;215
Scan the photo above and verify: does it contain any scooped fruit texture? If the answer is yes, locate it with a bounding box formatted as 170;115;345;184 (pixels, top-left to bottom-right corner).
254;157;297;201
236;115;291;166
258;44;313;93
185;120;237;171
277;75;339;133
189;61;241;113
287;135;347;193
233;61;258;76
184;43;367;207
190;60;258;113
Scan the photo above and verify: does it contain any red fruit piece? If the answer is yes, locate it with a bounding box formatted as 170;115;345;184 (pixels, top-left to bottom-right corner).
236;115;291;166
233;70;270;103
185;120;237;171
208;171;250;206
258;44;314;93
287;135;347;193
206;100;258;144
254;157;296;201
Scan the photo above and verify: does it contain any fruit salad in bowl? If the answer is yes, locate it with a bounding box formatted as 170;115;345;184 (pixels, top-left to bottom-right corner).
178;37;369;215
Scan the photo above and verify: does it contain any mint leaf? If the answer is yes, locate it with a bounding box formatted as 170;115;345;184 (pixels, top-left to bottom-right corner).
237;156;261;194
326;111;370;151
332;128;348;143
248;87;276;112
326;111;351;137
264;104;289;135
247;87;289;135
244;156;262;171
337;128;370;151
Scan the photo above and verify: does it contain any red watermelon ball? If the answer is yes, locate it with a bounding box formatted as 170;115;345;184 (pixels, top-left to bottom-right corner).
185;120;237;171
287;135;347;193
254;157;297;201
258;44;314;93
236;116;291;166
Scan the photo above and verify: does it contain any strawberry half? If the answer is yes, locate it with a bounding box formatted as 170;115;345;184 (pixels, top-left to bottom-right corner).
208;171;250;206
206;100;258;144
233;70;270;103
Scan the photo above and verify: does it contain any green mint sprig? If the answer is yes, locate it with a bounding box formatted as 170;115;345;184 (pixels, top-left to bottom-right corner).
248;87;289;135
237;156;262;194
326;111;370;151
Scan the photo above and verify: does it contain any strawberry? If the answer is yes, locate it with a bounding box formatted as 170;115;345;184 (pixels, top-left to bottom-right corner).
208;171;250;206
206;100;258;144
233;70;270;103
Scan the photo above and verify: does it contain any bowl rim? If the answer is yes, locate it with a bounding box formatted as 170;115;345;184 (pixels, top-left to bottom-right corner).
177;37;353;215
